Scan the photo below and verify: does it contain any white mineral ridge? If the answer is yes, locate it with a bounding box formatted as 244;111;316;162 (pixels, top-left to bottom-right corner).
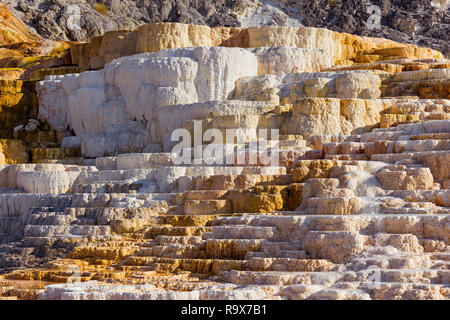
37;47;258;137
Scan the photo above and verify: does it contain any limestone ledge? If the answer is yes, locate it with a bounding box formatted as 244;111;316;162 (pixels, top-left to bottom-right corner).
70;23;443;70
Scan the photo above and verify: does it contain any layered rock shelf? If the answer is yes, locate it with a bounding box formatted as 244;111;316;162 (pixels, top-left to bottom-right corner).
0;20;449;300
70;22;443;70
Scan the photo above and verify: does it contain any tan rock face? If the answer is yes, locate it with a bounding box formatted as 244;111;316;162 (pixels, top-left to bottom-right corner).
137;23;238;53
293;160;340;183
292;98;342;136
285;98;391;139
206;239;261;260
226;184;303;213
71;30;138;69
335;73;381;99
376;166;435;191
308;197;363;215
415;151;450;184
245;27;442;64
70;22;443;69
304;231;366;263
374;234;424;254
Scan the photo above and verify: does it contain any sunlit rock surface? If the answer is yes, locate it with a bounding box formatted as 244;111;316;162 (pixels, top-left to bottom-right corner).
71;23;442;70
0;20;449;301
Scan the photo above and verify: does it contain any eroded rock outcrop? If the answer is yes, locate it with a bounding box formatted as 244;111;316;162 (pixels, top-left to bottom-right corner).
0;19;449;301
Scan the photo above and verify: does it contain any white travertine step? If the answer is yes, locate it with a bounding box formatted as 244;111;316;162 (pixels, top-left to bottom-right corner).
382;207;450;214
371;150;449;162
219;270;345;286
26;212;76;226
212;225;277;239
72;181;159;194
384;139;450;152
210;214;449;242
23;225;111;238
116;153;173;169
247;257;335;272
361;120;450;142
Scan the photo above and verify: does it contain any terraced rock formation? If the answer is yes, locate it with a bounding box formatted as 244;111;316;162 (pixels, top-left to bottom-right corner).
69;22;443;70
0;20;449;300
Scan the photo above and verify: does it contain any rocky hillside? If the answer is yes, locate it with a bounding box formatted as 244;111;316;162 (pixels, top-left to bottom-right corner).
3;0;449;56
3;0;260;41
0;3;40;45
279;0;450;57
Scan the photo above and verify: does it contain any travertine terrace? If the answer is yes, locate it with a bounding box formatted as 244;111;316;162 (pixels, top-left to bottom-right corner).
0;16;449;300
